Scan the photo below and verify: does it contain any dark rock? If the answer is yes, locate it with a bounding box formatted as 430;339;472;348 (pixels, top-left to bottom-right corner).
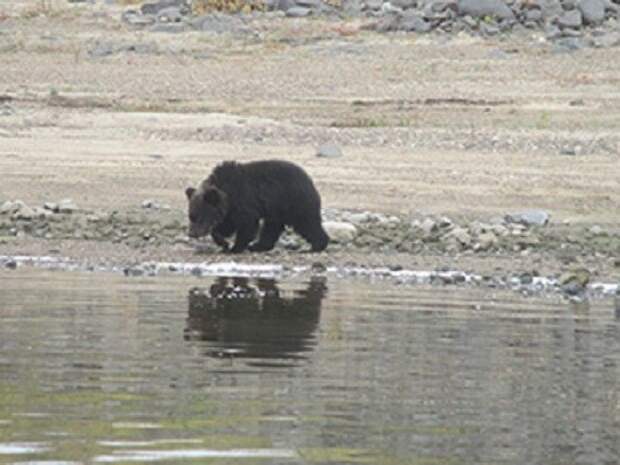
578;0;606;23
401;12;432;31
87;42;114;59
296;0;323;7
123;266;144;277
457;0;515;20
528;0;563;19
391;0;418;8
4;259;17;270
562;0;578;9
525;8;543;21
277;0;297;10
557;9;583;28
286;6;312;16
430;0;458;12
561;27;584;36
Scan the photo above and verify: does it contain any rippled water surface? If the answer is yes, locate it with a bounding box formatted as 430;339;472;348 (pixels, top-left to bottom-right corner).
1;269;619;465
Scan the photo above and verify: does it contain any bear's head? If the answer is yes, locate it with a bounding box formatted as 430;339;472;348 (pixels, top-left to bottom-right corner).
185;184;229;238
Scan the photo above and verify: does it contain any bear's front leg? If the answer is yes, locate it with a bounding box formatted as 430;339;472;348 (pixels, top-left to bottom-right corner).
211;231;230;252
212;219;236;253
229;220;259;254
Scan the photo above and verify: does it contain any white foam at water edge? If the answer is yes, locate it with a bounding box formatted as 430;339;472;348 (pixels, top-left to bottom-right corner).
0;443;50;454
93;448;298;462
98;439;203;447
10;461;82;465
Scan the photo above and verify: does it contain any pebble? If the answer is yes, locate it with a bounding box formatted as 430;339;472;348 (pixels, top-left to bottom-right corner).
316;143;343;158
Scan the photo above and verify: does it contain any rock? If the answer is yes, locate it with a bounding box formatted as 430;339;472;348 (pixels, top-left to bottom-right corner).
3;258;17;270
588;225;605;235
323;221;357;243
364;0;384;9
192;14;247;34
58;199;79;214
150;23;188;33
557;9;583;28
529;0;563;19
445;227;472;246
286;6;312;16
296;0;323;7
374;15;400;32
577;0;605;24
157;6;183;22
88;42;116;58
419;218;438;236
430;0;458;12
525;8;543;22
141;0;187;16
553;37;586;52
43;202;58;212
122;10;157;27
1;200;21;215
476;231;498;250
13;205;35;221
592;32;620;48
316;143;343;158
142;199;160;209
382;2;404;13
123;266;145;277
505;210;550;227
391;0;418;8
480;21;500;35
347;212;372;224
559;268;591;295
401;12;432;31
457;0;515;19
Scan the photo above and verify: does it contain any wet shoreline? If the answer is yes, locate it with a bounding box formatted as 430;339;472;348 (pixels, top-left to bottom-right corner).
2;254;618;300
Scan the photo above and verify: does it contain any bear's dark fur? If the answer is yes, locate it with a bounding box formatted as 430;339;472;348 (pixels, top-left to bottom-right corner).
185;160;329;253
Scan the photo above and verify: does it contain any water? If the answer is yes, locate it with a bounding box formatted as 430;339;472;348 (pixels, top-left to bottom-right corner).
1;269;619;465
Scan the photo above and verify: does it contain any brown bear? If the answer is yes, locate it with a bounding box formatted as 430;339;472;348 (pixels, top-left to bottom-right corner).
185;160;329;253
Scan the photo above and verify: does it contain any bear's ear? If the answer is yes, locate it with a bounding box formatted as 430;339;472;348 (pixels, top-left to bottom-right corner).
203;187;221;206
185;187;196;200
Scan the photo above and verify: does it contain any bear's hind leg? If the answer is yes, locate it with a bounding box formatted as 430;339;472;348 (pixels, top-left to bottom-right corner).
248;221;284;252
293;219;329;253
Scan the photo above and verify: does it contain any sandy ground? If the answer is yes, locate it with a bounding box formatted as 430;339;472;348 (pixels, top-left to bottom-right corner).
0;1;619;281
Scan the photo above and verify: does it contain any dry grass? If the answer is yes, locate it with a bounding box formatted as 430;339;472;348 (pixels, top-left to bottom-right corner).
191;0;266;14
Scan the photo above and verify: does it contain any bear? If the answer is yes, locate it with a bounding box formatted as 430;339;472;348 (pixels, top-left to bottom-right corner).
185;159;329;253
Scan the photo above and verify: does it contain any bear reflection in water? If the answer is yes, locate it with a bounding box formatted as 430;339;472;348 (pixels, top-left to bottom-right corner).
185;277;327;363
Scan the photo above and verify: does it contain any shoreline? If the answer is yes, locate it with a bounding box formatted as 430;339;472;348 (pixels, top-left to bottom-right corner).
2;253;618;300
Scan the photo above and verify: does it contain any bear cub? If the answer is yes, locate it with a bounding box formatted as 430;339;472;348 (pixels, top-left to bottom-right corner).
185;160;329;253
